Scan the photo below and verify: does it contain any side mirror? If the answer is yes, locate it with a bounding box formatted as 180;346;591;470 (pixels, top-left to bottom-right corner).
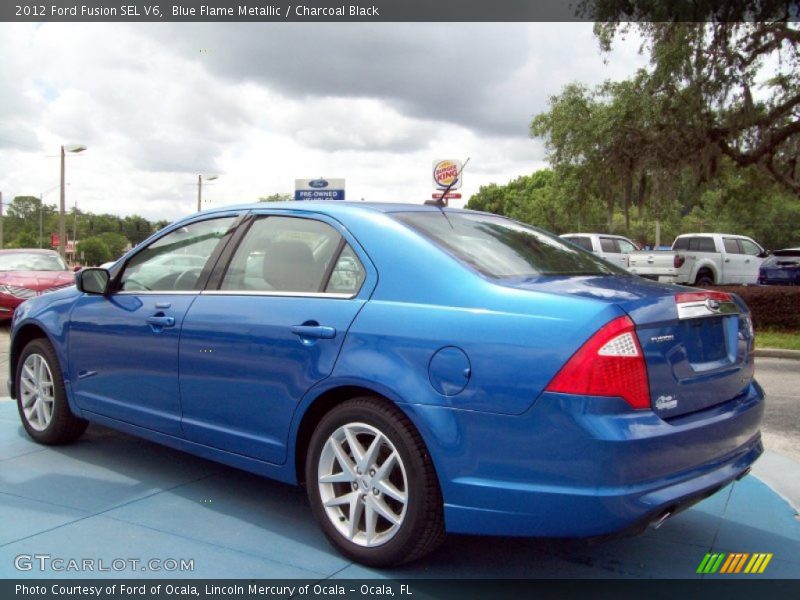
758;250;771;258
76;268;110;295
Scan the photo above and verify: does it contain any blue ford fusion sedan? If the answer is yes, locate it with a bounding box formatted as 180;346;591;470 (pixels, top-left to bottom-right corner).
9;202;764;566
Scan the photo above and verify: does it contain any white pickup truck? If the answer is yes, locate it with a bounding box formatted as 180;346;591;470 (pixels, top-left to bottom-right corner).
560;233;639;270
627;233;768;285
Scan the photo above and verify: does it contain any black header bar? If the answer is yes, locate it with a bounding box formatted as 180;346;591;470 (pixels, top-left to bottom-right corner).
3;0;800;22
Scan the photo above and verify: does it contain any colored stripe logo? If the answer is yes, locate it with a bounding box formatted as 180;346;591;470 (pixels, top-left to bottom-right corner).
697;553;773;574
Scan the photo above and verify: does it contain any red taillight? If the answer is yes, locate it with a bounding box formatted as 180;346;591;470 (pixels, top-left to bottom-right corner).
545;315;650;409
674;291;732;303
673;254;686;268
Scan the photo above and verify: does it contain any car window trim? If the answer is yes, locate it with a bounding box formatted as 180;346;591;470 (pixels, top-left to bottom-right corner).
212;214;368;298
200;290;356;299
319;237;347;293
204;212;256;290
110;213;246;294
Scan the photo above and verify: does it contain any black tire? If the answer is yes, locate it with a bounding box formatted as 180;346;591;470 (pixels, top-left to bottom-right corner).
305;396;445;567
694;270;715;287
16;338;88;445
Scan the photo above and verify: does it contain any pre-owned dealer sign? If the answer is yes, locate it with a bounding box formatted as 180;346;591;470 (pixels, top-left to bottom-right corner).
295;178;346;200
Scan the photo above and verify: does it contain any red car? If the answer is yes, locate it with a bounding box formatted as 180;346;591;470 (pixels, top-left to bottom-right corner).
0;249;75;320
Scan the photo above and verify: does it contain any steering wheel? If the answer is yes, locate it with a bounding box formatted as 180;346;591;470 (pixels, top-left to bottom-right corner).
174;269;200;290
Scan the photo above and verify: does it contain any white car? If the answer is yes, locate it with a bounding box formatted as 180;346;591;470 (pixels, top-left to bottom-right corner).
628;233;768;285
560;233;639;269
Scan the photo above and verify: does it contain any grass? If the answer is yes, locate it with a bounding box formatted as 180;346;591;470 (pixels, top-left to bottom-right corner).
755;328;800;351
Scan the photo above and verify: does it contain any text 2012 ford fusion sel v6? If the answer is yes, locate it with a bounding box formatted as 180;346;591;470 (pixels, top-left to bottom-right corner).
9;202;764;566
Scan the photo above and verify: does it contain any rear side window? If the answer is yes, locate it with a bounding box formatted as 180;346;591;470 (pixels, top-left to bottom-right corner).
394;212;627;278
220;216;364;295
563;236;593;251
692;238;716;252
676;237;715;252
599;237;619;253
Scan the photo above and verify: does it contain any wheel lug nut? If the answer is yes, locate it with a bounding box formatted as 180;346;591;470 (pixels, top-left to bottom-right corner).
355;467;361;475
372;488;379;495
352;482;358;490
369;469;376;476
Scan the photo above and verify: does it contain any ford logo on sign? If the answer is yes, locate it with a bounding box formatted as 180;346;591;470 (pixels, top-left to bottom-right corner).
309;179;329;189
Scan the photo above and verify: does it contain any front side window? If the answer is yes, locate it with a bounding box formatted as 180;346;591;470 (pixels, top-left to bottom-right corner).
739;239;762;256
120;217;235;292
617;239;637;254
221;216;360;294
395;212;627;278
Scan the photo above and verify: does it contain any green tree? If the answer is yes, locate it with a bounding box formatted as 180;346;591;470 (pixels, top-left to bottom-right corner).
582;4;800;194
97;232;129;259
8;231;38;249
259;193;293;202
77;237;112;266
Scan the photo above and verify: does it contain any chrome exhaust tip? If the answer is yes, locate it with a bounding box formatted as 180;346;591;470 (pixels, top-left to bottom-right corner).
650;511;673;530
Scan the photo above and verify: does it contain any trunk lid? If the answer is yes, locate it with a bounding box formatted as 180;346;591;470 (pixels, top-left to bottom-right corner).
501;275;755;418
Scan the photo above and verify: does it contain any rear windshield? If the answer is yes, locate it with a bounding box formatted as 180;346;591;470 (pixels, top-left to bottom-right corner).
394;211;627;278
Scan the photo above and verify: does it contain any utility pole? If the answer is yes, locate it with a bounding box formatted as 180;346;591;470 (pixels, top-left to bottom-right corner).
0;190;4;249
72;202;78;258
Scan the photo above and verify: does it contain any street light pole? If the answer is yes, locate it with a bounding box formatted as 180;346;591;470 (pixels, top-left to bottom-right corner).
59;144;86;261
196;174;218;212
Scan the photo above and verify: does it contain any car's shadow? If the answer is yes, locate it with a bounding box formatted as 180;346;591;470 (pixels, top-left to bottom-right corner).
5;420;790;579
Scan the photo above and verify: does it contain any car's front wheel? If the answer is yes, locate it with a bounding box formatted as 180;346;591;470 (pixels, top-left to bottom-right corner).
16;338;88;445
305;397;445;567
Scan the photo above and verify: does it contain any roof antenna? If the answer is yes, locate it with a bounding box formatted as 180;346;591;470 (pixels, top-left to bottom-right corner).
425;157;470;208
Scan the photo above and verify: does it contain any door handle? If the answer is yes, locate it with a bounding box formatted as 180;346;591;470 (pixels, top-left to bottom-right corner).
290;325;336;339
146;315;175;328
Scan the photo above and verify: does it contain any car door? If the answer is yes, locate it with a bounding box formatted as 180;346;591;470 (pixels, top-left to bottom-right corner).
178;214;375;464
739;238;765;284
598;236;626;267
68;215;238;435
722;237;748;284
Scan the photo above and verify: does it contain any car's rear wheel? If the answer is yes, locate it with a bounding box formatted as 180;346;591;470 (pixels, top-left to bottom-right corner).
305;397;445;567
16;338;88;445
694;269;715;287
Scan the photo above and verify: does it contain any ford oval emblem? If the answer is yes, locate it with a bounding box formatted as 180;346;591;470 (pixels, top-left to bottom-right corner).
309;179;329;189
706;299;721;312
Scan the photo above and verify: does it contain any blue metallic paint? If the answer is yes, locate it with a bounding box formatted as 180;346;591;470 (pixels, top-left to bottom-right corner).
9;202;765;540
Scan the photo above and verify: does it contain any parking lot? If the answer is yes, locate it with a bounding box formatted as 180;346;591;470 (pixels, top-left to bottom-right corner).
0;324;798;579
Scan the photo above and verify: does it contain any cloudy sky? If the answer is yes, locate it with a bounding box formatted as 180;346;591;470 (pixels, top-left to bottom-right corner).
0;22;646;222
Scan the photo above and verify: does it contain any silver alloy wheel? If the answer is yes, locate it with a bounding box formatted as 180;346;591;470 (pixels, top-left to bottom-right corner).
19;353;55;432
317;422;408;547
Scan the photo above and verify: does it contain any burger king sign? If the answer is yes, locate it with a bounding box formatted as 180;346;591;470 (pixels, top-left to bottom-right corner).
432;159;463;190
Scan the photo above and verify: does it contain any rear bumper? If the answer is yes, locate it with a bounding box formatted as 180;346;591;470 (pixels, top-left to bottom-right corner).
404;382;765;537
